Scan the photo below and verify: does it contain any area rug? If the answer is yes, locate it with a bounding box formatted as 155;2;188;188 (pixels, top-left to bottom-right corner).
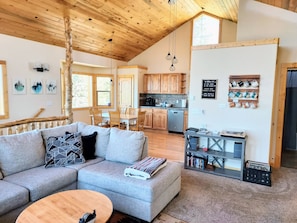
162;166;297;223
107;211;185;223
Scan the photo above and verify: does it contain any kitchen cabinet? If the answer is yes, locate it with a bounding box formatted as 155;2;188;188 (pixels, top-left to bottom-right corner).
143;73;186;94
140;108;167;130
152;109;167;130
141;108;153;128
143;74;161;93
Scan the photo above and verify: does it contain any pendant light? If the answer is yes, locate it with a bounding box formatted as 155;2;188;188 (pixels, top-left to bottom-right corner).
166;0;178;71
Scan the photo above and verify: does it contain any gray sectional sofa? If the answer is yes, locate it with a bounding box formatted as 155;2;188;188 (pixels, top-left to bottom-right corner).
0;122;181;222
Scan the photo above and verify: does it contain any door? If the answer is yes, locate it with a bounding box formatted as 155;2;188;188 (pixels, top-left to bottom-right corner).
282;69;297;168
118;75;133;108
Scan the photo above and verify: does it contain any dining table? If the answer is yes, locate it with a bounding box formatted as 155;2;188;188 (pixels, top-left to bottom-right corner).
102;112;138;130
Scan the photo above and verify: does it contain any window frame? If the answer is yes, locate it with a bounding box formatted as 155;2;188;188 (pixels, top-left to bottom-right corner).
61;71;114;111
0;60;9;119
192;12;222;47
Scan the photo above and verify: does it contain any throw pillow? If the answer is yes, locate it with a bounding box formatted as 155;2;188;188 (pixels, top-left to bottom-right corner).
45;132;85;168
0;130;45;177
105;128;145;164
81;131;98;160
78;123;111;158
41;123;78;145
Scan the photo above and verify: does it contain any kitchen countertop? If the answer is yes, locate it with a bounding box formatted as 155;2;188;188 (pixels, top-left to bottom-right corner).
140;106;188;110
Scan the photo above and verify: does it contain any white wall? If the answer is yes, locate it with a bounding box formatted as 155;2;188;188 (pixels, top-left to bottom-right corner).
189;43;278;162
237;0;297;63
129;21;192;75
0;34;127;123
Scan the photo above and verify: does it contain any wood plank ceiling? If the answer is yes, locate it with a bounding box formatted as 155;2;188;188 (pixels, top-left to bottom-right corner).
0;0;295;62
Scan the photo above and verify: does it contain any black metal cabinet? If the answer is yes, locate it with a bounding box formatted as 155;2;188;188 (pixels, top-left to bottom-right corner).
184;130;246;180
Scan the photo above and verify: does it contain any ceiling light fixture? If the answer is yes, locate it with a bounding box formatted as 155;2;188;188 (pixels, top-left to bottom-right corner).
166;0;178;71
108;38;113;76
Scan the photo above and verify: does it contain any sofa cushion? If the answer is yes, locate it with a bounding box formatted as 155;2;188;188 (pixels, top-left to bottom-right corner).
77;122;111;158
65;157;104;171
0;130;45;177
41;122;78;143
78;160;181;202
81;131;97;160
4;166;77;201
0;180;29;215
45;132;85;168
105;128;145;164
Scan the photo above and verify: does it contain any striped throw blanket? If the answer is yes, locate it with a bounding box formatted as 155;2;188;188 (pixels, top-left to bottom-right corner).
124;157;167;180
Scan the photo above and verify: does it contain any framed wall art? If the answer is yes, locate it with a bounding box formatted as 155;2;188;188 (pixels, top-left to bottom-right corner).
45;79;57;94
30;79;43;95
12;78;26;95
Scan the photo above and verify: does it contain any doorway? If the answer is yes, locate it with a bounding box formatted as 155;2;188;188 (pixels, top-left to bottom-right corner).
117;75;134;108
281;69;297;168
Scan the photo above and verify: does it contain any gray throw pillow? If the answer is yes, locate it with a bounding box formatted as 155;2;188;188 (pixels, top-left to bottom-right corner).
45;132;85;168
0;130;45;177
105;128;145;164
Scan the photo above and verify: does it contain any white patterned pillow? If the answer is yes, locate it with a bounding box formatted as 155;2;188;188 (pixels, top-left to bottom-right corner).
45;132;85;168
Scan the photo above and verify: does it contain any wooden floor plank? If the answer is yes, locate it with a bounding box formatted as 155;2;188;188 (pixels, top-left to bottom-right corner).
144;129;185;162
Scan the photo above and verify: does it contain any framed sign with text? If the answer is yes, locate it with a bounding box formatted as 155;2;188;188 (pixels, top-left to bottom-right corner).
201;79;217;99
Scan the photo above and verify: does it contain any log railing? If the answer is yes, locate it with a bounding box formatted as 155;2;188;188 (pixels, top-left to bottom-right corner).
0;116;69;135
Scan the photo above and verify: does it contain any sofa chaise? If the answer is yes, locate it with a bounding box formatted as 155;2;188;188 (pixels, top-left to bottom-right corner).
0;121;181;222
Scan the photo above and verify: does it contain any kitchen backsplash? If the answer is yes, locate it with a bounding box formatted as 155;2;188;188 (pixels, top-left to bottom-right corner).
140;93;188;108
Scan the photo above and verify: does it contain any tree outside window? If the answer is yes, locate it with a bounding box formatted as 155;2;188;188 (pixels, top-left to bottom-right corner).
70;73;114;109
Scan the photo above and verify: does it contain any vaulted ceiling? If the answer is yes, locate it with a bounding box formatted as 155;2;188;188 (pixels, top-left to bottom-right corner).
0;0;295;62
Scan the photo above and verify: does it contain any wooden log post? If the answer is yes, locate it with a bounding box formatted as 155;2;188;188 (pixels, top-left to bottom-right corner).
64;16;73;124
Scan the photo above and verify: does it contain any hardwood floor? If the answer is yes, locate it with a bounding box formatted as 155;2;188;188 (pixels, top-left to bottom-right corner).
144;129;185;163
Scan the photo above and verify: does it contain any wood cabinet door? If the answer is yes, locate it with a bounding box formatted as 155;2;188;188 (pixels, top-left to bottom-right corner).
143;74;150;93
160;73;170;93
141;108;153;128
152;109;167;130
168;73;181;93
150;74;161;93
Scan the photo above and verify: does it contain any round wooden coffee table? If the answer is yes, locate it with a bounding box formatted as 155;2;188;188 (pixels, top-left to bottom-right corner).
16;189;113;223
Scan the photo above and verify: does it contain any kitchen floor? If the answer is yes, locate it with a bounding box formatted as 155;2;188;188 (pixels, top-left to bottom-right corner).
144;129;185;163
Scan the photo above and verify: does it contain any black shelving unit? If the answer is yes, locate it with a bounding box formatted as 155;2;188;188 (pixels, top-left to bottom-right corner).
184;130;246;180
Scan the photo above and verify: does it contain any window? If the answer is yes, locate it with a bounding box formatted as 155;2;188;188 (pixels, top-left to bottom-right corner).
192;14;220;46
72;74;92;108
96;76;113;106
62;71;114;110
0;60;9;119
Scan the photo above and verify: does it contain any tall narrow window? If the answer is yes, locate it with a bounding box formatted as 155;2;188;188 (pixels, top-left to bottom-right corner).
96;76;113;107
0;61;9;119
72;74;93;108
192;14;220;46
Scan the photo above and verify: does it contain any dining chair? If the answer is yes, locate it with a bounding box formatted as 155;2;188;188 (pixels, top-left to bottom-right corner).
89;107;109;127
127;107;138;115
108;111;126;130
130;111;146;131
118;106;127;114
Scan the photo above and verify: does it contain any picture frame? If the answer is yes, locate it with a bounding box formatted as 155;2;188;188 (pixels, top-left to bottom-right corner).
12;78;26;95
45;79;57;94
30;79;43;94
